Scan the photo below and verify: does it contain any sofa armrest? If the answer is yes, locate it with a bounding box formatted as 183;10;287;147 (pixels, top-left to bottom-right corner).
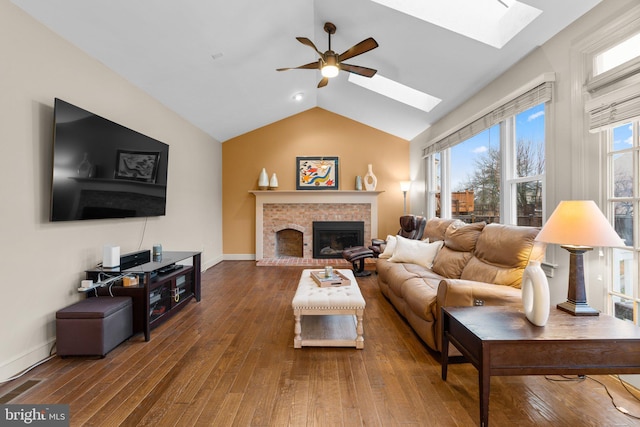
434;279;522;352
369;238;387;257
436;278;522;313
371;238;386;246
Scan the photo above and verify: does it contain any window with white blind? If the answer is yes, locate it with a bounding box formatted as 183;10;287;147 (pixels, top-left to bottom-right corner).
424;78;550;225
585;12;640;324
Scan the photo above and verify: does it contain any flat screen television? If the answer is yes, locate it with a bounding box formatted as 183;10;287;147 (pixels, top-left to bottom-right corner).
50;98;169;221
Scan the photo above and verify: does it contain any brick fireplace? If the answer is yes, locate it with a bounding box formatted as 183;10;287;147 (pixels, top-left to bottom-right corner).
251;190;382;260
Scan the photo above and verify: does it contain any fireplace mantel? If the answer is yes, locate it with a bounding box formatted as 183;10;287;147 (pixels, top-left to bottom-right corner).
250;190;384;260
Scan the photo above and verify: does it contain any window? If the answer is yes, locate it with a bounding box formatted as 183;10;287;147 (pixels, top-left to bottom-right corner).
448;125;500;223
594;32;640;77
605;121;639;324
426;97;547;226
425;152;441;219
584;12;640;324
511;104;545;227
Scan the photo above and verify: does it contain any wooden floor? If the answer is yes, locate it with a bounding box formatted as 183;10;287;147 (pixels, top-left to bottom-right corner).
3;261;640;426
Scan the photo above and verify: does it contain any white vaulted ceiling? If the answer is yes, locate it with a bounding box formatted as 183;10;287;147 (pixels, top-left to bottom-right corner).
12;0;602;142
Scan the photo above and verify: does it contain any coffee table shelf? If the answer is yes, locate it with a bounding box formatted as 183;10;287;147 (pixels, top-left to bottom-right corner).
298;314;360;347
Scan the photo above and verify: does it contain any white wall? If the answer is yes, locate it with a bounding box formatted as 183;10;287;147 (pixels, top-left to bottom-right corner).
0;1;223;379
411;0;635;309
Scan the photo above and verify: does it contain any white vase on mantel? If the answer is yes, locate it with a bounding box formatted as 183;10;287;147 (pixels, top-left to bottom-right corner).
521;260;550;326
363;164;377;191
269;173;278;190
258;168;269;190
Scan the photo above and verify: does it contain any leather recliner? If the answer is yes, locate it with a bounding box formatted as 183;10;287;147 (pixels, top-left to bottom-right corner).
370;215;428;257
343;215;427;276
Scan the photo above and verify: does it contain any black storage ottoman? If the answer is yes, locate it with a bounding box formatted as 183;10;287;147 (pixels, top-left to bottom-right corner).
56;296;133;357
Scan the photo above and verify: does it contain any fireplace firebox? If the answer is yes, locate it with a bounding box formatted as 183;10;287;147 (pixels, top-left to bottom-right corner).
313;221;364;259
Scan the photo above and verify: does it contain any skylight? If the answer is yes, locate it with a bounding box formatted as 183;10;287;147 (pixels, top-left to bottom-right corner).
370;0;542;48
348;74;441;113
594;32;640;76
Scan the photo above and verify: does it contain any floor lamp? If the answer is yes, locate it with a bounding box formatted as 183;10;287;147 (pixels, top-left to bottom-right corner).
400;181;411;215
535;200;624;316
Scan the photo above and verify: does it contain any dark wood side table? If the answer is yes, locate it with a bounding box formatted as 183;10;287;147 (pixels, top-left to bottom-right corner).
441;306;640;427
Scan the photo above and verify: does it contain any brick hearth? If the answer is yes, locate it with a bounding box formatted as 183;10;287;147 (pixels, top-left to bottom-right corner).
255;256;376;268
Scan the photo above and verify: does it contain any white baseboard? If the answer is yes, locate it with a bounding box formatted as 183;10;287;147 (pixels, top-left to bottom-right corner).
202;254;224;271
620;374;640;390
223;254;255;261
0;340;55;382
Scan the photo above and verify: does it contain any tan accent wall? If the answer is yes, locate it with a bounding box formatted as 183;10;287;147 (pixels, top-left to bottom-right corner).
222;107;410;256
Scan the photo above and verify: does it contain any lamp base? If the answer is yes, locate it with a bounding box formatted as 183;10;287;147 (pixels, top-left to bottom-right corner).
557;245;600;316
557;301;599;316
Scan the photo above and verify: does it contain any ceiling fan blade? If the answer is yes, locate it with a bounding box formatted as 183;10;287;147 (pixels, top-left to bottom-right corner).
317;77;329;88
296;37;324;56
276;61;321;72
341;63;377;78
338;37;378;62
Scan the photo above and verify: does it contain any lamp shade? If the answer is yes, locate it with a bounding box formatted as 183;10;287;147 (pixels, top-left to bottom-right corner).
535;200;624;247
400;181;411;192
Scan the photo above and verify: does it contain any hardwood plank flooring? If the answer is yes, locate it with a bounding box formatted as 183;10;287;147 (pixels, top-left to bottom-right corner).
2;261;640;426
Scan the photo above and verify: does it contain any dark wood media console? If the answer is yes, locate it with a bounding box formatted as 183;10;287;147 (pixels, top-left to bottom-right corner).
85;251;201;341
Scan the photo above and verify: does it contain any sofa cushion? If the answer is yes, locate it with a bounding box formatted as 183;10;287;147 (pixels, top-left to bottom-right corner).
431;221;485;279
389;235;443;268
423;218;456;242
377;260;422;298
460;223;541;288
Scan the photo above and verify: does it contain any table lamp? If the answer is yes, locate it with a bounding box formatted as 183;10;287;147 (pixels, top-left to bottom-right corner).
535;200;625;316
400;181;411;214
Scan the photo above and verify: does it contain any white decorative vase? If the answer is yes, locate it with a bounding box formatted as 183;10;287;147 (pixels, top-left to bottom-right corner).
521;260;550;326
269;173;278;190
258;168;269;190
363;164;377;191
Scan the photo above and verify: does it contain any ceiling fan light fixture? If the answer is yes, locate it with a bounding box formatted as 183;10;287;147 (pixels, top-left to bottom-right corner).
277;22;378;87
321;64;339;78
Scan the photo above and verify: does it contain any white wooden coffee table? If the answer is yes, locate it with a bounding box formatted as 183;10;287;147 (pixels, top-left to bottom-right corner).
292;269;366;349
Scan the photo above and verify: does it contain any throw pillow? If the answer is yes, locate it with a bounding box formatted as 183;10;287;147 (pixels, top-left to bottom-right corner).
389;235;444;268
378;235;397;259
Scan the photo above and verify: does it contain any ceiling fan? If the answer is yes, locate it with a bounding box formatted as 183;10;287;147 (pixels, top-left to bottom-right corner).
277;22;379;88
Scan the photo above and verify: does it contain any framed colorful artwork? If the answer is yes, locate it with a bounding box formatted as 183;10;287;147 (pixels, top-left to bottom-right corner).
296;156;339;190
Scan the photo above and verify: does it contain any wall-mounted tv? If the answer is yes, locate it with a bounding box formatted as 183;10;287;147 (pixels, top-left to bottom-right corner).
50;98;169;221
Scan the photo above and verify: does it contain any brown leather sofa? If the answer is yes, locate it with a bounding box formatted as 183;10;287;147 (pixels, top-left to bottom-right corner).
376;218;545;353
